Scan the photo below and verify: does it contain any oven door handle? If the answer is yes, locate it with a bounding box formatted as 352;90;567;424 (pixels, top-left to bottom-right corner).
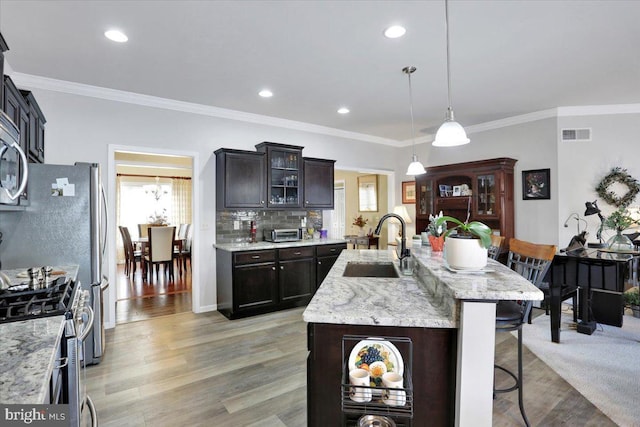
79;305;95;343
85;394;98;427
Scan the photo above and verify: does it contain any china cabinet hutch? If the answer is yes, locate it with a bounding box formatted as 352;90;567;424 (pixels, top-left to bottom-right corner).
415;158;517;244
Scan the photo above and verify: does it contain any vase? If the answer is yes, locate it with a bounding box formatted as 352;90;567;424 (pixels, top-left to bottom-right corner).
607;230;634;252
428;235;445;252
358;227;365;237
444;236;488;270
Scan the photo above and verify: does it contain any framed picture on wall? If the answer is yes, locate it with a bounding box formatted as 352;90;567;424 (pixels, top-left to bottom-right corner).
522;168;550;200
402;181;416;204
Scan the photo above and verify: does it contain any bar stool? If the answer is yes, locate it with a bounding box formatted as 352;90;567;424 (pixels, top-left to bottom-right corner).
494;238;556;427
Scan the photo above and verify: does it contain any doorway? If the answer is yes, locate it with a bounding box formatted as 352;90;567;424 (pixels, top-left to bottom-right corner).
108;145;200;327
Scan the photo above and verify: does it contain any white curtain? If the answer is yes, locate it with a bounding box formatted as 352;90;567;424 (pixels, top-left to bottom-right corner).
171;177;192;226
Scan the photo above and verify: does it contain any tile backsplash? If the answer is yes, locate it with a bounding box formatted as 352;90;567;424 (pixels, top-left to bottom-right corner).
216;209;323;243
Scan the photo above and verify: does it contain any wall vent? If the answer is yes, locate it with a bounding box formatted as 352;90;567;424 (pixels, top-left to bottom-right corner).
561;128;591;141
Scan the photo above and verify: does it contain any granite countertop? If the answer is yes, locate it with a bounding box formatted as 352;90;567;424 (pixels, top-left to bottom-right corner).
302;247;543;328
0;316;67;403
0;264;79;404
215;238;347;252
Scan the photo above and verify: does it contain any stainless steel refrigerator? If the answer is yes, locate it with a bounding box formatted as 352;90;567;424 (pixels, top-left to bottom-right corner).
0;162;109;365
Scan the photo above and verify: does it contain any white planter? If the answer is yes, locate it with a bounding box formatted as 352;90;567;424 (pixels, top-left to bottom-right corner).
444;236;488;270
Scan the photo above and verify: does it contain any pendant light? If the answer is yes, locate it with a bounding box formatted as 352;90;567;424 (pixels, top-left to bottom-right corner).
433;0;470;147
403;66;426;176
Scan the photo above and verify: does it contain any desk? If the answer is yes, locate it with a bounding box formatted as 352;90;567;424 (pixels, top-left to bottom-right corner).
344;235;379;249
550;248;638;342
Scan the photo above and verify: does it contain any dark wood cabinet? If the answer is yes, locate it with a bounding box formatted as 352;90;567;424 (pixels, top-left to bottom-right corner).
21;90;46;163
215;148;266;210
316;243;346;289
416;158;517;245
256;142;303;208
3;76;30;203
0;33;7;105
217;243;346;319
307;323;456;426
278;246;316;305
303;157;335;209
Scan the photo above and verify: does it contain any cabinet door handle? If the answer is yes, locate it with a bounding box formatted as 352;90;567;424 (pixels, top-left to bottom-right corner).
318;261;322;265
294;251;301;255
280;266;284;270
271;266;276;270
251;255;261;259
330;248;336;252
261;201;265;204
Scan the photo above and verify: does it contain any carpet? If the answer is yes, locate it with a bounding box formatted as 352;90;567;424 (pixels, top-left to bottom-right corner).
521;311;640;427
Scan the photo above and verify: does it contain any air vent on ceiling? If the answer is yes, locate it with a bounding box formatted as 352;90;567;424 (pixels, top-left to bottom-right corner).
561;128;591;142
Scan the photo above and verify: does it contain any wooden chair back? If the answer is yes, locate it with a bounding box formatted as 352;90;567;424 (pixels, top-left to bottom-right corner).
488;235;506;260
507;238;557;287
148;226;175;263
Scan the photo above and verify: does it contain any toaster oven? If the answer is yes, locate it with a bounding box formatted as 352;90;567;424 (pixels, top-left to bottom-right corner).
264;228;303;242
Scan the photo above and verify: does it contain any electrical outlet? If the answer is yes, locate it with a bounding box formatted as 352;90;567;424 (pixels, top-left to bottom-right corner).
233;220;240;230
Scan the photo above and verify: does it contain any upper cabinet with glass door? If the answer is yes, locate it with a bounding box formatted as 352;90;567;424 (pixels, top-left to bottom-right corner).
256;142;303;209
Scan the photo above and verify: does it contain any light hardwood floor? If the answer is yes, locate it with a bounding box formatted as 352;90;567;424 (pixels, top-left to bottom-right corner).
86;305;616;427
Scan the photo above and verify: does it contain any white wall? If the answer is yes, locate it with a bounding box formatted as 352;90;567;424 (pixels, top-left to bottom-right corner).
557;113;640;247
30;88;401;327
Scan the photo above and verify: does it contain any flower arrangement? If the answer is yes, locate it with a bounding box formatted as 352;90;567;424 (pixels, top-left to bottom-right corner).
149;209;168;226
603;208;638;232
427;211;446;237
353;215;368;228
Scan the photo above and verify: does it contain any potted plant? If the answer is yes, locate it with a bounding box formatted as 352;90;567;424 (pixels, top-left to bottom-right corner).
435;214;492;269
426;211;446;252
623;287;640;318
603;208;638;251
353;215;368;237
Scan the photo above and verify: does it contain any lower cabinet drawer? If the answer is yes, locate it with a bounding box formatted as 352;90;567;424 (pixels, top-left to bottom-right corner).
234;249;276;265
279;246;315;260
316;243;347;257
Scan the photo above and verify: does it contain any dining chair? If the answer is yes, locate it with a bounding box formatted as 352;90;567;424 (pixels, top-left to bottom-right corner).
494;238;557;427
488;234;506;261
179;224;193;273
144;226;176;282
118;226;141;276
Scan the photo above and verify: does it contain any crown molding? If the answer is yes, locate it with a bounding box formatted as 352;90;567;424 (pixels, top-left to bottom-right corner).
557;104;640;116
10;72;400;147
11;73;640;147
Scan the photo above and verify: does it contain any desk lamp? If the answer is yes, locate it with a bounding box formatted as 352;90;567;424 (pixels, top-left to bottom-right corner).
584;201;606;248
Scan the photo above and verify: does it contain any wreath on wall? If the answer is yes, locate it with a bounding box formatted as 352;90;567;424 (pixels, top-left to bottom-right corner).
595;167;640;208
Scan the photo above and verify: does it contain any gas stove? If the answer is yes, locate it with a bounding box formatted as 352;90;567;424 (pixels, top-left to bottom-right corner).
0;276;78;323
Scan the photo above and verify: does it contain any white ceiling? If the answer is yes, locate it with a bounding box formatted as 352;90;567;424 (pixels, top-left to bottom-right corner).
1;0;639;143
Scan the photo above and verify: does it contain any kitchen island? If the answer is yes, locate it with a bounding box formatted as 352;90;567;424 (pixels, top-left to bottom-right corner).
303;247;543;426
0;265;79;404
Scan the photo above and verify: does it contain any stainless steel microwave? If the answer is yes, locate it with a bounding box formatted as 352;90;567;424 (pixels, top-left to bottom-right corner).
0;111;28;205
264;228;303;242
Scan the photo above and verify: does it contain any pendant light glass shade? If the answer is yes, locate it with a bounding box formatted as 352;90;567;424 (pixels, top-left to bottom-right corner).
433;0;469;147
433;109;470;147
403;66;426;176
406;155;426;175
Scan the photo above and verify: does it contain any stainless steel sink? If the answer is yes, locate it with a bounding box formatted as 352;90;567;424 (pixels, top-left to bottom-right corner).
343;262;399;278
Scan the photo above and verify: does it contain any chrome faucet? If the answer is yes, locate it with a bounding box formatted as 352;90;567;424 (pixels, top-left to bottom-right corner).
375;213;410;262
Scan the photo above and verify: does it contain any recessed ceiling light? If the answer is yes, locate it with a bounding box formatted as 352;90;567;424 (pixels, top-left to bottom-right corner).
104;29;128;43
337;107;350;114
384;25;406;39
258;89;273;98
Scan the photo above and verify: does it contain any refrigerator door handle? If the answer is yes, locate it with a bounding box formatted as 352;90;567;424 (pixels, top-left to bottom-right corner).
100;183;109;259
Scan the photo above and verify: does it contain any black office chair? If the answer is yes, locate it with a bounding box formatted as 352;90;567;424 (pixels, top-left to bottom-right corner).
494;238;557;427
